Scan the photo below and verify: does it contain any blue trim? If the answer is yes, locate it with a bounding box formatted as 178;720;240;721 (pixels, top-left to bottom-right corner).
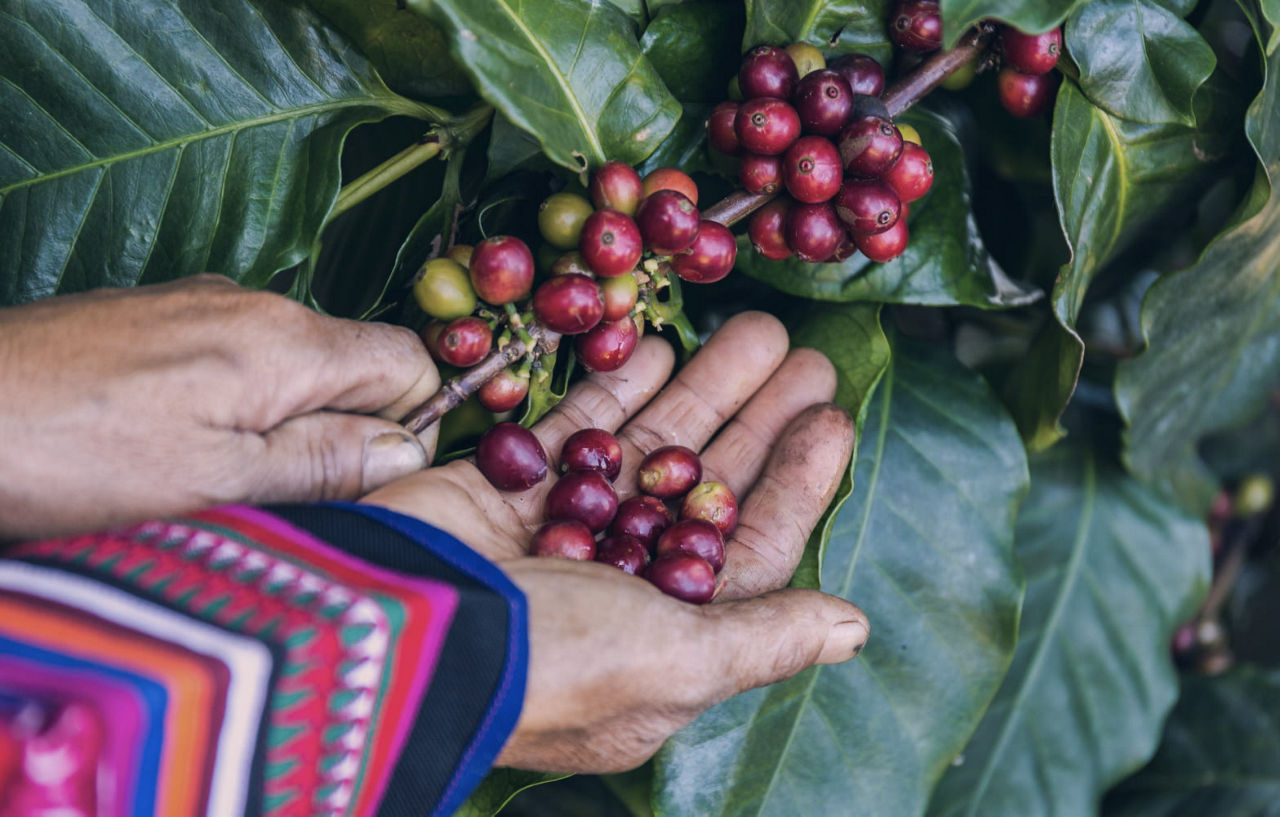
324;502;529;817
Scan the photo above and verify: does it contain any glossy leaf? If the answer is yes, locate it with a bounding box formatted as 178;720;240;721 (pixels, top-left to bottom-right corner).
640;2;744;103
637;104;717;178
738;110;1041;308
1105;668;1280;815
455;770;570;817
407;0;681;172
0;0;429;306
653;334;1026;817
940;0;1086;47
927;441;1211;817
742;0;893;64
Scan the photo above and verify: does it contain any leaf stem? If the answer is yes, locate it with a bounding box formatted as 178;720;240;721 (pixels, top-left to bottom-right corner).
331;133;444;221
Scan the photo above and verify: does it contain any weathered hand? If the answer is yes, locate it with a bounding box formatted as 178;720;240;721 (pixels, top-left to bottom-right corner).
361;311;868;773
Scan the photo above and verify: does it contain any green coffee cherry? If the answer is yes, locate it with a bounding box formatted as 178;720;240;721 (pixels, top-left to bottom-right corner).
1234;473;1274;517
940;59;977;90
413;258;476;320
538;192;594;250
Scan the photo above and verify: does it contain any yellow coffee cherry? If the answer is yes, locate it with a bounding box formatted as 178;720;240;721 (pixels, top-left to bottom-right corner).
785;42;826;78
413;258;476;320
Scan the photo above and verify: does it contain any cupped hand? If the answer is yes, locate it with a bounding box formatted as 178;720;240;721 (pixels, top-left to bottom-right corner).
0;276;440;539
361;311;869;773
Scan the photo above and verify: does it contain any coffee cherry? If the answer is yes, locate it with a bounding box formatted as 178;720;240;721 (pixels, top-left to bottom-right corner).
546;470;618;532
786;201;844;262
785;42;826;78
532;273;605;335
419;320;446;359
477;367;530;412
576;317;639;372
854;217;909;262
413;258;476;319
590;161;644;216
792;70;854;136
470;236;535;305
1234;473;1274;516
595;534;650;575
783;136;843;204
738;45;799;100
436;316;493;367
739;152;784;195
476;422;547;491
611;495;674;550
446;244;473;268
707;101;742;156
635;190;701;255
735;98;802;156
828;53;885;97
897;123;922;145
638;445;702;498
538;192;594;250
530;519;596;560
827;233;860;263
1001;26;1063;76
579;209;644;278
838;113;903;177
551;250;593;277
890;0;943;52
600;273;639;321
671;221;737;284
680;481;739;537
748;198;793;260
560;428;624;481
835;178;901;235
882;142;934;203
643;167;699;206
646;552;716;604
998;67;1056;117
657;518;726;572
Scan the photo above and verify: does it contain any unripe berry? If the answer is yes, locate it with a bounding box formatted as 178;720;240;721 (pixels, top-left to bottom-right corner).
638;445;702;498
600;273;639;321
748;198;793;260
532;273;605;335
470;236;535;304
579;209;644;278
707;101;742;156
419;320;446;359
550;250;593;277
446;244;473;268
530;519;596;560
735;98;802;156
476;422;547;491
576;317;639;372
738;45;799;99
1001;26;1063;76
792;70;854;136
671;221;737;284
783;136;843;203
635;190;701;255
680;481;739;537
784;42;826;78
436;316;493;367
538;192;594;250
786;201;844;262
413;258;476;319
477;367;530;412
590;161;644;216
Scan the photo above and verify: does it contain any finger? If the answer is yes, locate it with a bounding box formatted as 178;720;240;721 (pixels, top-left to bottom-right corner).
241;412;428;503
700;588;869;698
307;315;441;420
613;312;790;498
718;403;855;600
699;348;838;497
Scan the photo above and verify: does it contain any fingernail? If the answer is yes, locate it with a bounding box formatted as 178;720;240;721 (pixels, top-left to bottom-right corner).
363;431;428;491
821;620;870;664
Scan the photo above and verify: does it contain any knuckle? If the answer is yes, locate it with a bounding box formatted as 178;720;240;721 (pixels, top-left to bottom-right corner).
622;422;670;457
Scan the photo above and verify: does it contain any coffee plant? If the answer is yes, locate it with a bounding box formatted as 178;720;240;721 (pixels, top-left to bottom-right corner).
2;0;1279;814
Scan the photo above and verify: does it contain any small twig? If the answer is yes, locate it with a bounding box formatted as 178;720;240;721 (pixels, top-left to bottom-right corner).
883;25;999;117
1198;516;1266;624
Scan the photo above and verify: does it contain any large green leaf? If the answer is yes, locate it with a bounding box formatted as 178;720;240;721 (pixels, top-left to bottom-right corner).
653;334;1026;817
738;110;1040;308
926;440;1211;817
741;0;893;64
1104;668;1280;815
940;0;1086;48
407;0;681;172
640;2;744;103
1116;8;1280;508
0;0;429;305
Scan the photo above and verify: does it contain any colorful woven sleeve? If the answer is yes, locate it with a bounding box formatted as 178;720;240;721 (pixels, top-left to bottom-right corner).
0;502;527;817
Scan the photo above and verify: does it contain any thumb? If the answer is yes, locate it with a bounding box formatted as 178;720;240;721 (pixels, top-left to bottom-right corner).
244;412;429;503
701;589;870;697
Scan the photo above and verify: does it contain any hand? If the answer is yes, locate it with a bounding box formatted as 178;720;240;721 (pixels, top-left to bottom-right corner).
361;312;869;773
0;276;440;539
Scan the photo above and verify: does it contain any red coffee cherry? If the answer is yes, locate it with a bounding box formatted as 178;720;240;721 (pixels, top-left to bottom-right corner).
748;198;793;260
1001;26;1063;76
546;470;619;533
835;178;902;235
469;235;534;305
738;45;799;100
785;201;844;262
783;135;843;203
828;53;886;97
635;190;701;255
998;67;1057;117
838;113;904;177
611;495;674;550
595;534;650;575
435;316;492;368
560;428;624;482
638;445;703;498
576;317;639;372
476;422;547;491
590;161;644;216
792;70;854;136
656;518;726;572
477;367;530;412
646;552;716;603
530;519;596;560
890;0;943;52
734;98;802;156
739;152;784;195
579;209;643;278
680;481;739;537
854;217;909;263
671;221;737;284
643;167;700;206
707;101;742;155
881;142;934;203
532;274;604;335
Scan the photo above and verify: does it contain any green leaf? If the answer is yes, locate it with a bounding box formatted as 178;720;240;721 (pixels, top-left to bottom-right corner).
738;110;1041;308
640;2;744;103
742;0;893;65
926;441;1211;817
1263;0;1280;55
636;104;717;178
653;334;1026;817
1104;668;1280;815
1066;0;1216;126
940;0;1086;48
407;0;681;172
1116;12;1280;506
454;770;570;817
0;0;428;305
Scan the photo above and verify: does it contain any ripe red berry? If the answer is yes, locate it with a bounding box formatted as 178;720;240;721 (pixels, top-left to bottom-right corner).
738;45;799;100
436;316;492;368
646;552;716;603
476;422;547;491
1001;26;1062;76
890;0;943;52
707;101;742;156
998;67;1057;117
827;233;860;263
560;428;624;481
828;53;886;97
854;217;909;262
579;209;643;278
881;142;934;203
748;198;793;260
599;273;639;321
671;221;737;284
835;178;901;235
657;518;726;572
792;70;854;136
680;481;739;537
739;152;784;195
643;167;699;206
611;495;674;550
783;136;843;203
638;445;702;498
786;201;844;262
530;519;596;560
469;236;534;305
590;161;644;216
532;274;604;335
734;98;802;156
477;367;530;412
595;534;650;575
546;470;618;533
838;113;903;177
635;190;701;255
576;317;639;372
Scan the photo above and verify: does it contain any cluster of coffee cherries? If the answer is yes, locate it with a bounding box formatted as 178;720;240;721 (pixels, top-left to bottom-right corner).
708;43;933;265
412;163;735;414
888;0;1062;119
474;422;738;604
